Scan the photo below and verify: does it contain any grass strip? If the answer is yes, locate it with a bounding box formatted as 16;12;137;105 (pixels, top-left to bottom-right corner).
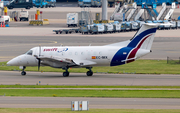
0;89;180;98
1;85;180;88
0;108;180;113
1;60;180;74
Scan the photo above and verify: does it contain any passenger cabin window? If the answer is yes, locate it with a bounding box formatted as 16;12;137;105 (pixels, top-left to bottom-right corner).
26;50;33;55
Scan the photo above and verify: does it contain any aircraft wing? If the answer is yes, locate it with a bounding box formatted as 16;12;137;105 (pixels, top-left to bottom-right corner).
38;56;74;64
38;56;96;67
72;59;97;67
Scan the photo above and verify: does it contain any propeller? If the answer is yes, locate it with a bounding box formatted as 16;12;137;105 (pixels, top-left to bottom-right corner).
38;58;41;71
38;45;41;71
34;45;41;71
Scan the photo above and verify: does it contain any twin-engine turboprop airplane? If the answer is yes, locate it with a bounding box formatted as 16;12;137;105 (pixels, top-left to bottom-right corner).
7;23;158;77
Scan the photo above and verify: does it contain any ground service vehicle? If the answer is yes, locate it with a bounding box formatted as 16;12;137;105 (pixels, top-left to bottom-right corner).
134;0;179;5
78;0;123;7
67;13;79;27
78;0;91;7
33;0;48;8
6;0;33;9
46;0;56;7
3;0;10;6
108;0;123;7
0;15;10;24
19;10;29;21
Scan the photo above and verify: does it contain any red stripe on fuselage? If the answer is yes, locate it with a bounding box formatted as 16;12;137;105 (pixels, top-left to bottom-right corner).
137;34;152;48
126;34;152;63
126;48;138;63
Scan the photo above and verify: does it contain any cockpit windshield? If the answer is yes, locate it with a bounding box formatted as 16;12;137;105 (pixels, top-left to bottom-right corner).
25;50;33;55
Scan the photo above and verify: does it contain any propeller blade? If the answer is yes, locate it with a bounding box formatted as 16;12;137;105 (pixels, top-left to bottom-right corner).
39;45;41;57
38;58;41;71
38;45;41;71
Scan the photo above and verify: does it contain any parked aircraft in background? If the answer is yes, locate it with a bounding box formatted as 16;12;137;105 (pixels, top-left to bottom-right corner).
7;23;159;77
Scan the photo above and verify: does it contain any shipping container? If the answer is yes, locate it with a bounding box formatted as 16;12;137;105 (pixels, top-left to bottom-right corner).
90;24;104;34
113;23;121;32
67;13;79;27
131;21;139;31
163;20;171;29
104;24;114;33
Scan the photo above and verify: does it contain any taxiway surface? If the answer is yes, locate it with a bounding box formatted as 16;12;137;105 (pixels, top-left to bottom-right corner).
0;71;180;86
0;97;180;109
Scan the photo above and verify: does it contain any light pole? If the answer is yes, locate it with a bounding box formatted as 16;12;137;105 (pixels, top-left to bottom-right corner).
102;0;107;20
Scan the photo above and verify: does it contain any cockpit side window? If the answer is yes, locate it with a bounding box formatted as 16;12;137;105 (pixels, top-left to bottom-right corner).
26;50;33;55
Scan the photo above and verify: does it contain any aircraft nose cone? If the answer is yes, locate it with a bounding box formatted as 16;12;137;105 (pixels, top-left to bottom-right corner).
7;58;18;66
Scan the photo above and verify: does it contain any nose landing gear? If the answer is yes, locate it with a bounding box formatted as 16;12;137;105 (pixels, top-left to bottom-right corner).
86;67;93;76
21;66;26;76
62;67;69;77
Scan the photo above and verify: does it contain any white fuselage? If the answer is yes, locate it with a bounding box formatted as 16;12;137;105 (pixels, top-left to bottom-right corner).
39;46;119;66
7;45;150;68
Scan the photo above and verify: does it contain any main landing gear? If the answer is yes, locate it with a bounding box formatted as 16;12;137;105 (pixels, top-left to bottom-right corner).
62;67;69;77
21;66;26;76
86;67;93;76
62;67;93;77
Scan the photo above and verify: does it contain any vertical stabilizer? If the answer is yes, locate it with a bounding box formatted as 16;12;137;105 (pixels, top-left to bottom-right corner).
110;23;158;66
127;23;158;50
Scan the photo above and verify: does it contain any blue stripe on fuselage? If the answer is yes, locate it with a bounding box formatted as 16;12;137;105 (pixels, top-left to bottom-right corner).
110;47;133;66
127;28;157;48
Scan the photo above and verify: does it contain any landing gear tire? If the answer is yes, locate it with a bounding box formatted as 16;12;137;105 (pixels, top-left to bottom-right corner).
63;72;69;77
21;66;26;76
86;71;93;76
21;71;26;76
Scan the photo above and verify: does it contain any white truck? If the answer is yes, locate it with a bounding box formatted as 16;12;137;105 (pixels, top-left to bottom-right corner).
0;15;10;24
19;10;29;21
67;13;79;27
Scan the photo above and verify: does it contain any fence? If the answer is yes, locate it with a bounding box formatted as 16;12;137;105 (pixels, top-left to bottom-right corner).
167;57;180;64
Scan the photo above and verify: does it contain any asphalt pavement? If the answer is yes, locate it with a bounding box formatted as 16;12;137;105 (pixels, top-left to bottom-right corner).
0;97;180;109
0;71;180;86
